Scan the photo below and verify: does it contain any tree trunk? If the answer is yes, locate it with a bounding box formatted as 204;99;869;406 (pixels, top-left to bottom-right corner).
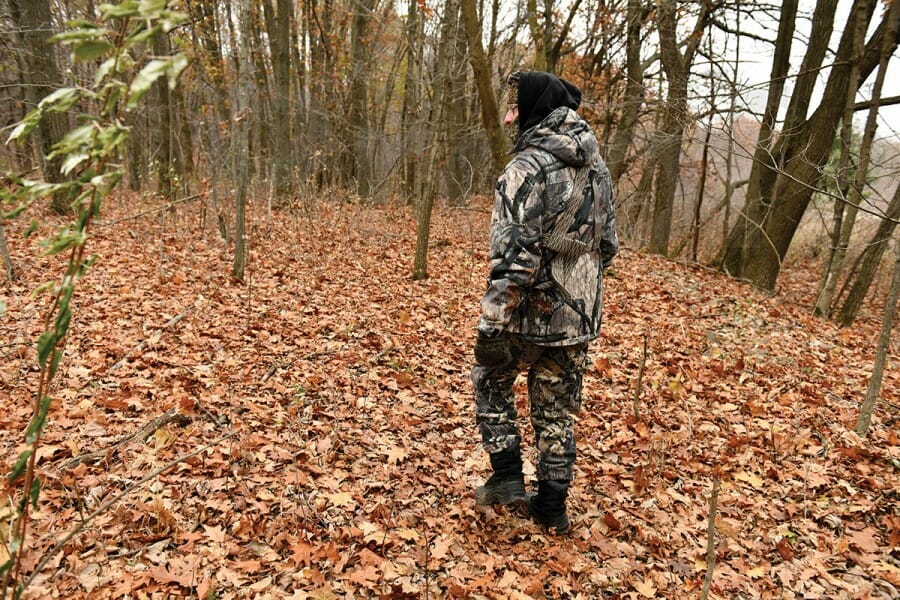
648;0;713;256
232;0;251;282
606;0;645;184
401;0;423;204
348;0;376;197
443;0;471;205
718;0;798;275
816;0;899;317
835;183;900;326
153;31;173;200
721;0;898;289
269;0;294;203
0;220;14;281
11;0;69;213
856;239;900;436
460;0;507;178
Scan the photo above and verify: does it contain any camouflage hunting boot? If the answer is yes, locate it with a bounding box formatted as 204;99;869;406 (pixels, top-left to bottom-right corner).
475;449;526;506
525;480;570;534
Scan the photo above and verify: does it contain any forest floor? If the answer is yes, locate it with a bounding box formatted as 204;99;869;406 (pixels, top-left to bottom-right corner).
1;194;898;599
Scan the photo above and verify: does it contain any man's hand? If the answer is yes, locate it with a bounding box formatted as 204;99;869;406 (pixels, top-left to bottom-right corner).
474;330;512;368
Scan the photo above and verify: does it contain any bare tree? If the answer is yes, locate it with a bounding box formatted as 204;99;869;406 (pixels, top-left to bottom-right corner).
648;0;717;256
9;0;69;212
719;0;898;290
232;0;252;282
460;0;507;177
855;239;900;436
816;0;900;317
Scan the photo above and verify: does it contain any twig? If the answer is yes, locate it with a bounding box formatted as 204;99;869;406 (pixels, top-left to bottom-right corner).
633;334;648;422
23;429;239;591
107;308;192;373
95;193;202;227
59;408;192;469
701;476;721;600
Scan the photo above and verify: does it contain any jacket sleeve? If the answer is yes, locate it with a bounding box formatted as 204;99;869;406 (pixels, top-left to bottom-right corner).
478;160;544;333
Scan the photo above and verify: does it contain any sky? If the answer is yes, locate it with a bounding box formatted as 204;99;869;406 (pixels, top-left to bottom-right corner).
727;0;899;141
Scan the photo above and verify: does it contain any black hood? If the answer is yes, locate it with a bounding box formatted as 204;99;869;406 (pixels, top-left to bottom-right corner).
517;71;582;133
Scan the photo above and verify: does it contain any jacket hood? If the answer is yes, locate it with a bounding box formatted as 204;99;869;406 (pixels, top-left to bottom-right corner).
517;71;582;132
514;107;599;168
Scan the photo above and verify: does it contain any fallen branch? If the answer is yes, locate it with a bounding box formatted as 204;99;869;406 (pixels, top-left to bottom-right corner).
59;408;192;469
24;429;239;592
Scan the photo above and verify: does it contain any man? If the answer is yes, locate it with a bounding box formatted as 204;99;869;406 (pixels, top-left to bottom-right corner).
472;71;618;534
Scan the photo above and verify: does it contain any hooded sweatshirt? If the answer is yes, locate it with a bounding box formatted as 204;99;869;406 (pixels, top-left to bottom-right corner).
479;72;618;346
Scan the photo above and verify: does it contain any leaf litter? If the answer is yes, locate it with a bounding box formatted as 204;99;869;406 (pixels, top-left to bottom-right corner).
0;195;897;599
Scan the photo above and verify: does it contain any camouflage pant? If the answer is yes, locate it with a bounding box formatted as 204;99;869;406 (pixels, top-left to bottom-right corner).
472;338;589;482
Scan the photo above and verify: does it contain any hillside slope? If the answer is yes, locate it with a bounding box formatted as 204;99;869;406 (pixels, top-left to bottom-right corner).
1;196;897;599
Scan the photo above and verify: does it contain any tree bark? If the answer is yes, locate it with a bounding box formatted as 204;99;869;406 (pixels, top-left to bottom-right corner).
855;239;900;436
348;0;376;197
726;0;897;290
718;0;798;275
153;31;173;200
10;0;69;212
444;0;471;205
816;0;898;317
269;0;294;203
648;0;714;256
401;0;423;203
460;0;507;178
606;0;645;184
232;0;252;282
835;183;900;326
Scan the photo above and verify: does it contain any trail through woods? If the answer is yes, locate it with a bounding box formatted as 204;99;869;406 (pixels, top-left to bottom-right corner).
1;196;898;599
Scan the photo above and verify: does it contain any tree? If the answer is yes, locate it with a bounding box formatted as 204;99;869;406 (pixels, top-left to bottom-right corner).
647;0;717;256
834;183;900;326
268;0;294;202
719;0;899;290
606;0;647;185
9;0;69;213
347;0;377;197
526;0;583;74
856;239;900;436
815;0;900;317
232;0;251;281
460;0;507;178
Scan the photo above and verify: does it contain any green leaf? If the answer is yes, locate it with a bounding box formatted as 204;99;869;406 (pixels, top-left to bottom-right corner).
165;54;189;90
37;332;56;368
25;397;52;445
138;0;169;15
49;348;65;379
126;23;161;48
30;477;42;509
7;109;42;143
24;220;39;238
3;203;28;220
38;87;80;112
127;58;168;108
73;40;113;63
60;152;91;176
8;447;33;482
51;25;105;43
100;1;140;19
0;557;14;577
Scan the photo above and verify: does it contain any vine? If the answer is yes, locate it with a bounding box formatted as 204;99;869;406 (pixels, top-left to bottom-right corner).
1;2;188;597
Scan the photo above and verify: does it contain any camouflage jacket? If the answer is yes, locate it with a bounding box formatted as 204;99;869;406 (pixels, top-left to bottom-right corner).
478;107;618;346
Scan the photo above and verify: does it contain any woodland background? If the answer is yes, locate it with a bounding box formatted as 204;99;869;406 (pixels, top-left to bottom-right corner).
0;0;899;598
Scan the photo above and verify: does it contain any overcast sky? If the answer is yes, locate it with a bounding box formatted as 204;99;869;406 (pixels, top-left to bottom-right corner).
731;0;899;141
